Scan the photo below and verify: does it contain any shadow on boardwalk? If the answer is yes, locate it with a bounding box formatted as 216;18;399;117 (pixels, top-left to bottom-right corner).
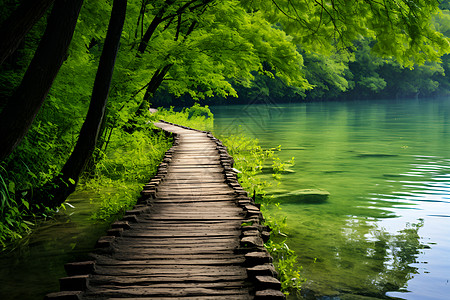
45;121;284;300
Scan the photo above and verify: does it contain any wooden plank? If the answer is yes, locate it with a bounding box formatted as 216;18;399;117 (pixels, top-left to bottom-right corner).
168;166;222;169
132;219;242;224
107;253;244;261
141;217;244;222
150;198;236;203
157;180;225;184
153;193;235;198
146;210;243;215
85;287;250;297
129;220;242;226
165;174;225;177
155;189;235;195
107;248;238;256
107;254;243;261
157;183;226;187
149;201;237;206
93;257;246;266
88;279;248;289
144;211;243;216
121;231;240;238
118;234;240;240
94;265;247;276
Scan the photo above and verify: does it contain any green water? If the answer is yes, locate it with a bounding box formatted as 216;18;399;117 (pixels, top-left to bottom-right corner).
212;98;450;300
0;192;110;299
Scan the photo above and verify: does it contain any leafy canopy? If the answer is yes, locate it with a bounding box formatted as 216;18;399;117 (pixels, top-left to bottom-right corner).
242;0;450;67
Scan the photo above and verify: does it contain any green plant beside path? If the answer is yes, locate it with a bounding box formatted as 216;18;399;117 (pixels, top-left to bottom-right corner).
219;131;305;297
1;104;305;298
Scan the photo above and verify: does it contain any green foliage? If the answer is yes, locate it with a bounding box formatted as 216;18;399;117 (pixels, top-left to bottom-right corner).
302;51;353;99
152;105;214;132
265;240;306;295
219;132;305;295
0;168;29;246
243;0;450;67
0;166;58;248
86;127;172;220
186;103;214;120
219;134;273;195
86;104;211;220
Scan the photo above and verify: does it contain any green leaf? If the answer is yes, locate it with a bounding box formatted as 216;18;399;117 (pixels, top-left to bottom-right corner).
8;181;15;194
27;171;37;179
22;200;29;210
23;220;34;226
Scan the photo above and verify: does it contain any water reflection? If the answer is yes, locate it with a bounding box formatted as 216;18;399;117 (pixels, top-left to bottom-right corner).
0;192;109;300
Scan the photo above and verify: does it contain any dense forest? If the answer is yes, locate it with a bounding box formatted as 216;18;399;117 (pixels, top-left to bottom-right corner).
154;5;450;106
1;0;449;247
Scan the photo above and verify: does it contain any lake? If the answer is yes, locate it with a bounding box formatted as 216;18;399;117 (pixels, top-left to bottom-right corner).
211;97;450;300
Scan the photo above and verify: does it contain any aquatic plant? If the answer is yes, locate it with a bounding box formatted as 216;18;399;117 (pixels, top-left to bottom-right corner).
220;132;305;296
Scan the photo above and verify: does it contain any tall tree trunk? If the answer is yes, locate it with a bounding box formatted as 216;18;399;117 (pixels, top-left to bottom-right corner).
0;0;55;66
45;0;127;207
0;0;83;162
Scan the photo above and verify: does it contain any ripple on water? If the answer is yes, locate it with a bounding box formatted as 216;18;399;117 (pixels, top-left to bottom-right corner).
212;99;450;299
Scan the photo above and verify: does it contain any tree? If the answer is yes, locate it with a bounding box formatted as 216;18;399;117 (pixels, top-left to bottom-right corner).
40;0;127;207
302;50;353;100
0;0;84;162
130;0;449;108
121;0;310;107
242;0;449;67
0;0;55;66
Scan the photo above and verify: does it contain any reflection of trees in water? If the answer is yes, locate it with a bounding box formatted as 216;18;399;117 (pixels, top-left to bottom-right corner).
373;220;425;295
336;219;426;298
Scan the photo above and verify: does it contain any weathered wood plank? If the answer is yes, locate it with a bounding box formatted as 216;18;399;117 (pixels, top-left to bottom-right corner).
88;279;248;289
92;252;243;259
107;253;244;261
105;248;239;256
92;256;246;266
128;221;242;227
84;287;251;298
121;231;240;238
94;265;247;276
85;287;250;296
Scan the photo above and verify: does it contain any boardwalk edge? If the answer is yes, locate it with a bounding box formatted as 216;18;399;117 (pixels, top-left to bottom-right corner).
45;120;285;300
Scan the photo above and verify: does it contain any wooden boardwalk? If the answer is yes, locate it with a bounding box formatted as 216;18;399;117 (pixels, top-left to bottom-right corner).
45;122;284;300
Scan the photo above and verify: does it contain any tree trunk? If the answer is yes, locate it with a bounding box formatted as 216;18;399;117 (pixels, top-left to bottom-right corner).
137;0;175;54
45;0;127;207
0;0;83;162
0;0;55;66
142;64;173;102
127;63;172;133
